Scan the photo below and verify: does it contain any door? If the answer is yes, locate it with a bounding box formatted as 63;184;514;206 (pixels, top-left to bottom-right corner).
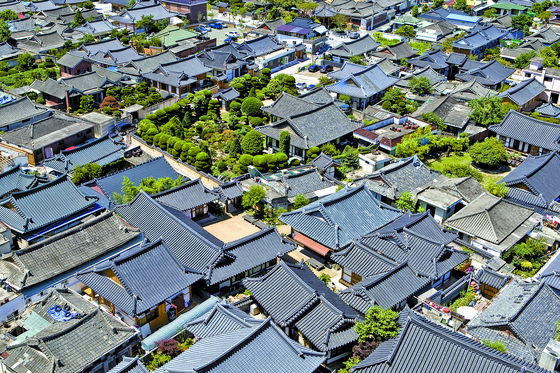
552;92;559;104
45;147;53;159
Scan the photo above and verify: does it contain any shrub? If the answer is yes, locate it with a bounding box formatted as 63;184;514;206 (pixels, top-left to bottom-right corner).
482;340;507;353
238;154;254;173
253;155;267;172
249;117;263;127
241;96;263;117
319;273;331;284
100;96;119;109
279;131;290;155
276;152;288;168
36;97;45;104
265;153;277;172
306;146;321;162
469;137;507;167
293;194;310;209
187;146;200;164
195;151;212;171
241;130;263;155
155;339;181;358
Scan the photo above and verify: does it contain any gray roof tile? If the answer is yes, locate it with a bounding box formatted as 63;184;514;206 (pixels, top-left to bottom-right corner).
326;64;400;98
329;34;381;58
456;59;515;87
535;101;560;117
0;97;51;130
497;77;546;106
0;165;42;197
153;178;220;211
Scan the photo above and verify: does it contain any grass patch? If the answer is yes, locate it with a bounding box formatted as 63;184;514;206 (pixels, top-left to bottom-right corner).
409;41;431;54
372;32;401;47
427;153;505;185
427;153;472;170
0;67;61;89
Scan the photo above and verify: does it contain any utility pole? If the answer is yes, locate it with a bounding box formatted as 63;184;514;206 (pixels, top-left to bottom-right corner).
371;0;376;31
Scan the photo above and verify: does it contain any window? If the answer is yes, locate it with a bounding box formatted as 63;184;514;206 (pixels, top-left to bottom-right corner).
525;72;532;78
22;118;31;123
77;132;84;138
545;76;553;82
145;307;159;323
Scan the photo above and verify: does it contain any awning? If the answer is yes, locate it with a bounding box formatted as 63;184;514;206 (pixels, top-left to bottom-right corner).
314;25;328;34
293;232;330;256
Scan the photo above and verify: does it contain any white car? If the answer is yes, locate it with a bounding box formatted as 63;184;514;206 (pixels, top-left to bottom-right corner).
226;31;239;37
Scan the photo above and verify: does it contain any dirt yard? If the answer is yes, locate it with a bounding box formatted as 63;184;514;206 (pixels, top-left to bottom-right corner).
201;213;261;243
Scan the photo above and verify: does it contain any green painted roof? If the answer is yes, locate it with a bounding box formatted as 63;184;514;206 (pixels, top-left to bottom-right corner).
490;3;526;10
155;25;198;47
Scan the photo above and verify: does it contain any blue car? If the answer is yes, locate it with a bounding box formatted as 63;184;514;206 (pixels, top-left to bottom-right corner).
194;26;208;34
308;64;320;72
224;36;238;43
208;22;225;29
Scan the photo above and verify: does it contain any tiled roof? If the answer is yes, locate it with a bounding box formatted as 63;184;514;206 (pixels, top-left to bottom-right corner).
244;260;359;351
310;153;341;171
108;356;149;373
456;59;515;87
142;55;211;86
236;35;283;57
451;79;497;101
474;267;510;290
42;134;128;173
16;31;65;53
500;152;560;203
329;34;380;58
152;178;220;211
407;49;449;70
261;92;320;119
378;41;418;60
497;77;546;106
489;110;560;152
117;51;177;76
0;41;21;60
527;27;560;44
212;87;240;102
94;156;179;202
353;307;548;373
31;288;98;322
274;168;338;199
0;176;98;234
156;318;325;373
425;176;487;204
445;193;536;246
535;101;560;117
109;3;179;23
0;212;141;289
0;97;51;129
398;66;446;87
75;19;117;35
467;281;560;362
256;102;363;149
451;24;505;50
213;180;243;202
416;20;455;38
353;157;441;200
414;95;471;129
206;227;295;285
327;60;370;81
445;52;468;65
185;301;263;339
114;191;224;273
0;165;42;197
77;238;203;315
326;64;400;98
4;309;137;373
279;185;402;250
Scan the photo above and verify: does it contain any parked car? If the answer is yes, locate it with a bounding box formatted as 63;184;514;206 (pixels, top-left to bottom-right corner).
308;64;320;72
320;65;333;73
224;36;237;43
215;21;227;28
208;22;225;29
226;31;239;37
296;82;307;90
307;84;316;90
348;31;360;39
194;26;208;34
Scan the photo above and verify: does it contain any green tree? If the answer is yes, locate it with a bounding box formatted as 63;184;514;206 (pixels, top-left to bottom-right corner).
137;15;159;33
187;146;200;165
539;46;559;68
207;99;221;120
319;75;332;87
539;10;552;24
420;112;445;131
241;130;263;155
244;1;255;11
81;33;95;43
411;5;419;16
241;97;263;117
340;145;359;170
260;68;271;86
485;181;509;198
338;356;361;373
514;50;536;69
252;155;267;172
339;94;351;104
483;8;497;18
394;25;415;38
17;53;36;70
482;340;508;352
395;191;417;212
192;90;211;117
283;76;297;96
331;13;349;29
408;76;433;95
195;151;212;171
82;1;95;9
469;137;508;167
0;22;10;43
512;14;533;36
468;96;509;127
319;273;331;284
242;185;266;209
0;9;18;22
421;4;429;13
433;0;444;7
349;55;366;65
238;154;254;173
279;131;290;155
71;9;86;28
307;146;321;161
293;194;310;209
80;95;96;111
276;152;288;168
71;163;102;184
453;0;470;12
382;87;417;115
355;306;400;342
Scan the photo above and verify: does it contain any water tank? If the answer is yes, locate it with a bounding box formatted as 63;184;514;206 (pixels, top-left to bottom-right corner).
249;304;259;316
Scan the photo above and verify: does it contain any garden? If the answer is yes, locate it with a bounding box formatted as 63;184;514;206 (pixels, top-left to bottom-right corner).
0;53;59;90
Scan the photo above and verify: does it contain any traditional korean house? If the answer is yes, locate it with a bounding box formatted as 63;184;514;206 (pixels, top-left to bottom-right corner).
526;27;560;46
473;267;511;298
0;165;46;198
451;25;507;58
407;49;450;77
497;76;547;110
213;180;244;213
0;97;51;133
328;34;381;63
456;59;516;89
152;178;220;219
108;2;179;32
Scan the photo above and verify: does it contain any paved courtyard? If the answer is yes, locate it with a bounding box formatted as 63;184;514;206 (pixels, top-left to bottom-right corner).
201;212;261;243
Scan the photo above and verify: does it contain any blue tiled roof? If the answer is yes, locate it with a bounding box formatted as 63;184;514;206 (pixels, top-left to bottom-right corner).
155;318;326;373
456;59;515;86
280;185;402;250
0;165;42;197
206;227;296;285
77;238;203;315
535;101;560;117
114;191;224;273
407;49;449;70
474;267;510;290
353;307;548;373
490;110;560;152
213;181;243;202
326;64;400;98
452;25;505;51
497;77;546;106
152;178;220;211
0;176;98;234
94;156;180;202
42;134;128;173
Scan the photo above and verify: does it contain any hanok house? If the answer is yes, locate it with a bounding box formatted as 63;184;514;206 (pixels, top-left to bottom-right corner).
499;152;560;216
16;31;66;54
0;165;46;199
0;212;142;302
74;19;118;38
310;152;341;178
166;317;326;372
0;308;139;373
142;55;212;98
396;66;446;91
152;178;220;219
373;41;418;63
0;96;51;133
353;156;441;205
415;20;455;42
451;25;507;58
280;185;402;256
325;64;400;109
212;180;244;213
244;260;361;364
0;114;94;165
328;34;381;63
261;88;340;122
490;110;560;155
160;0;207;24
449;79;497;102
203;227;296;295
241;168;341;209
351;307;547;373
473;267;511;298
116;50;177;81
526;27;560;46
332;211;466;291
91;156;180;203
456;59;516;89
77;238;204;335
445;192;542;257
0;176;102;248
57;38;131;77
108;2;180;32
196;43;248;81
30;71;117;111
256;102;362;160
407;49;451;78
466;280;560;365
413;95;473;134
41;134;130;174
497;76;547;111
